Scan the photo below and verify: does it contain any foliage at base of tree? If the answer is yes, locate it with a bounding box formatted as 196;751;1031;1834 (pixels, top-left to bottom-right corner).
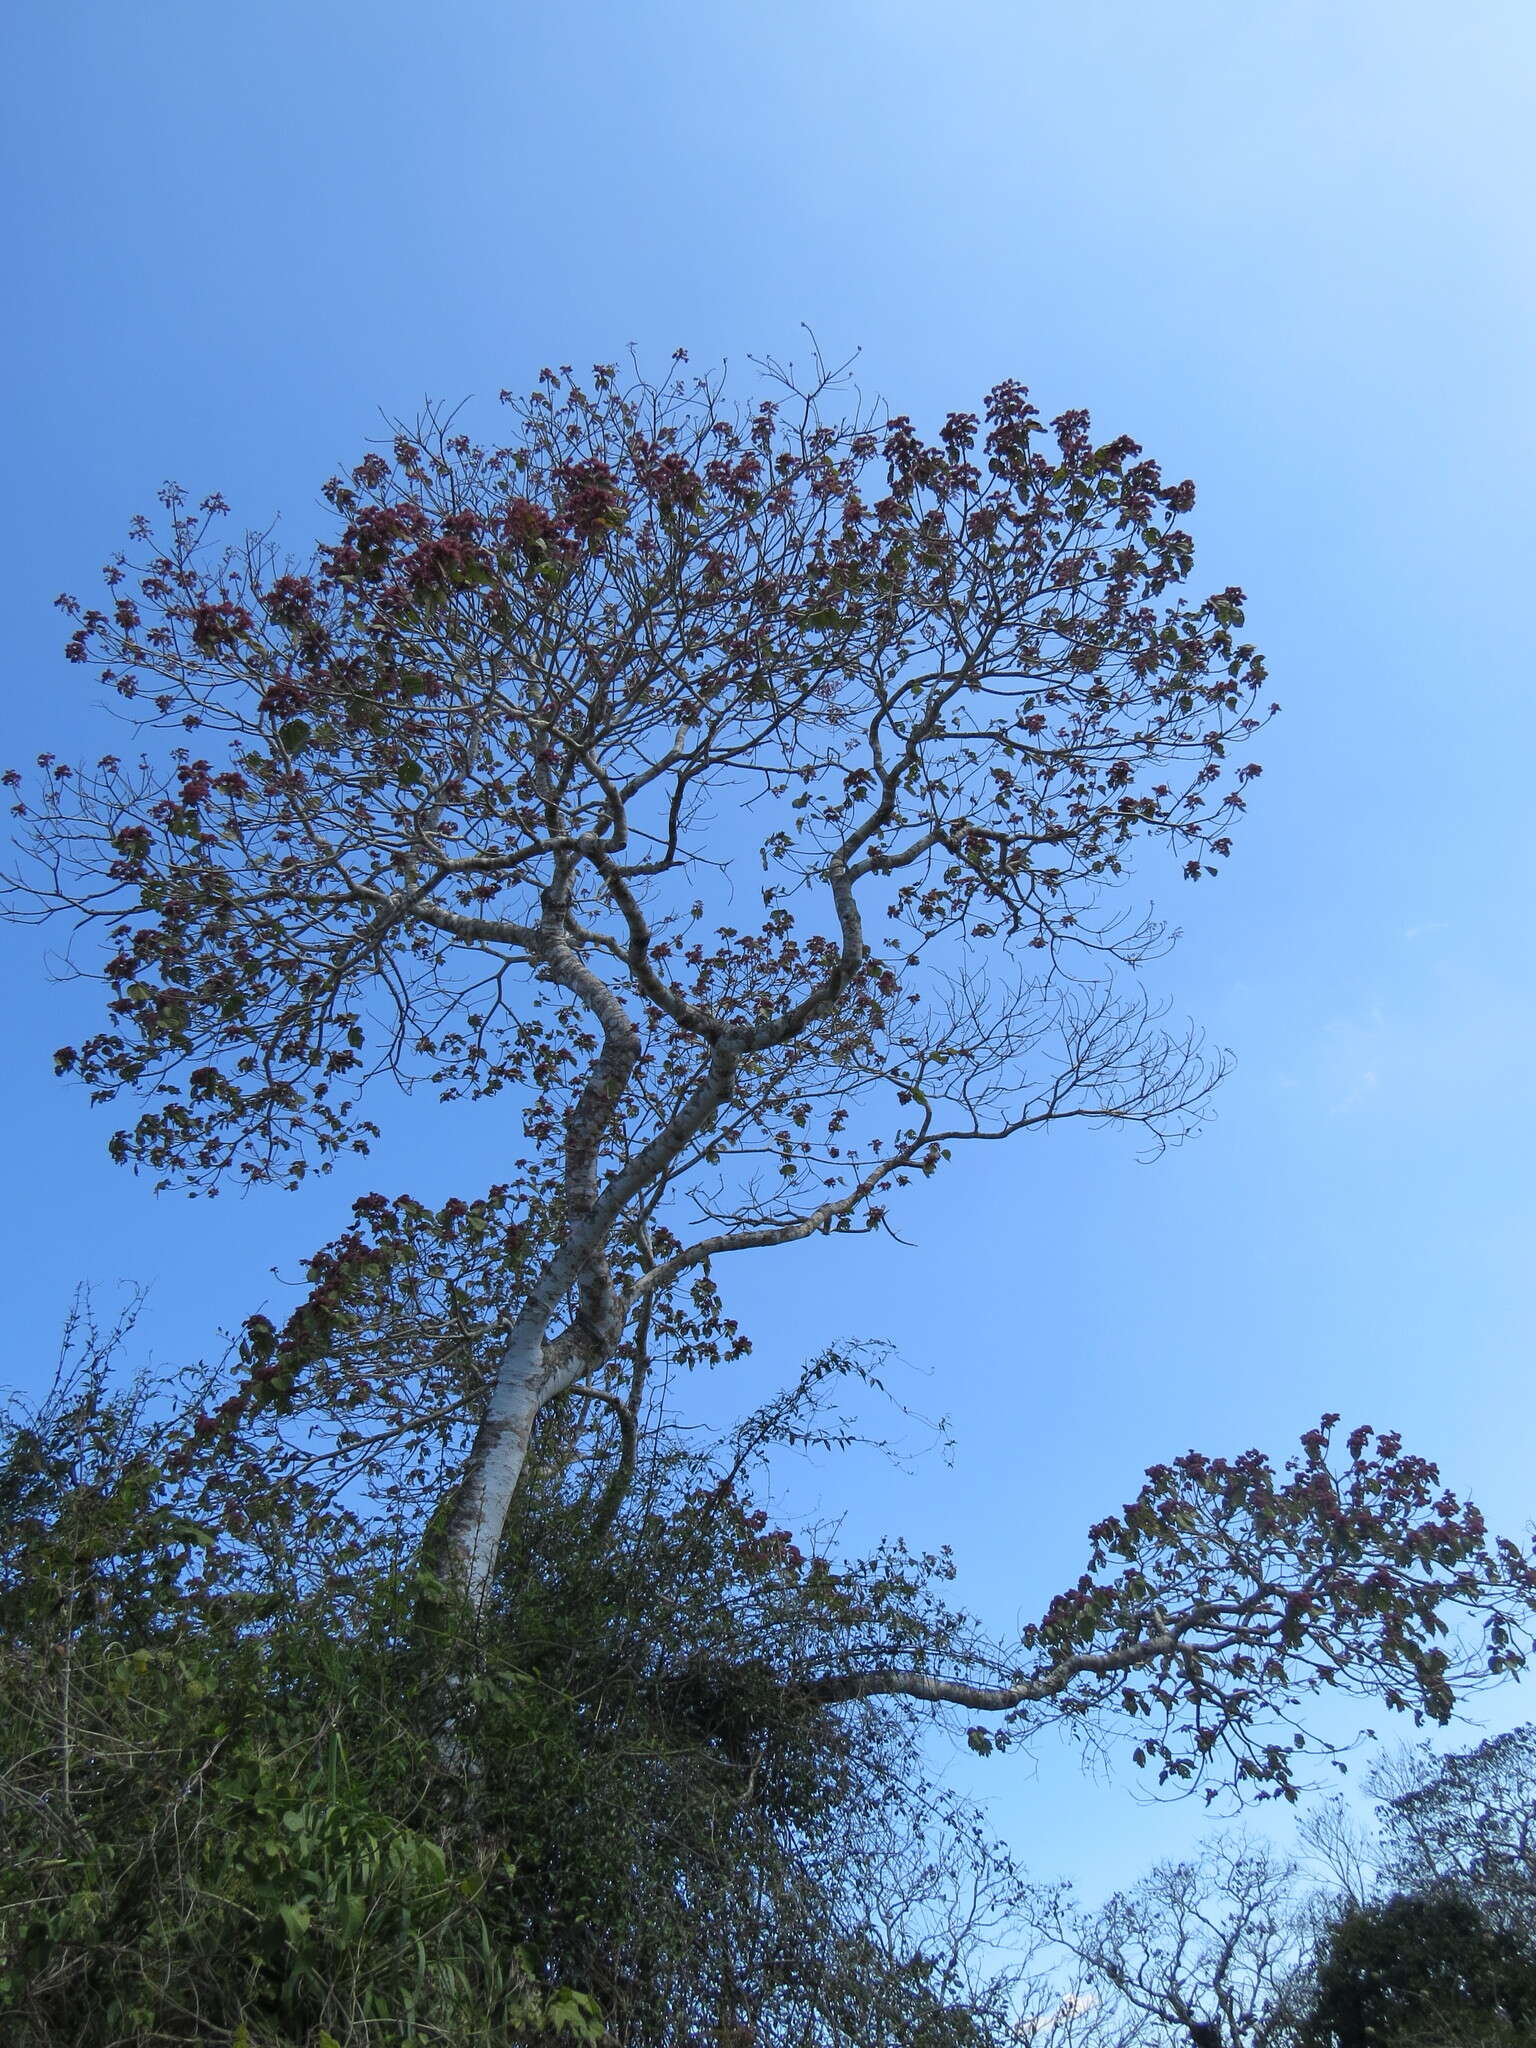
9;1295;1536;2045
0;1306;1026;2046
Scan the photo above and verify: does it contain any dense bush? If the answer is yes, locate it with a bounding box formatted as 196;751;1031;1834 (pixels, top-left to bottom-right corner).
10;1292;1536;2045
1295;1890;1536;2048
0;1304;1025;2046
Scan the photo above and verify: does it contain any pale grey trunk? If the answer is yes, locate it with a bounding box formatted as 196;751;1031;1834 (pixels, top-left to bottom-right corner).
441;1326;549;1612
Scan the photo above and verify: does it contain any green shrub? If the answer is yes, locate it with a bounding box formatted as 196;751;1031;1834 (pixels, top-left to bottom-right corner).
0;1308;1017;2046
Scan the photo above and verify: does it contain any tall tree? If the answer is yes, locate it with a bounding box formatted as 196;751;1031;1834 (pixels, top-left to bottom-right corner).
9;354;1536;1796
7;350;1272;1610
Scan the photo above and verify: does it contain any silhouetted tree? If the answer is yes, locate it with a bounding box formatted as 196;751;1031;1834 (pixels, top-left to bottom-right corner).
1297;1889;1536;2047
1376;1727;1536;1938
1025;1836;1318;2045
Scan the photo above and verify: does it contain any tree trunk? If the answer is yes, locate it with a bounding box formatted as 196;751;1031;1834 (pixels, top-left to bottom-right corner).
439;1327;548;1612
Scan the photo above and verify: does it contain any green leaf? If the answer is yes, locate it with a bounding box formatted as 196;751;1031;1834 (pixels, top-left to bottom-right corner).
278;719;312;756
546;1987;605;2041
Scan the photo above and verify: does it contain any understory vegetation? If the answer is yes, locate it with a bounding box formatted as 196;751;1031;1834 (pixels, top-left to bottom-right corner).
0;1303;1036;2046
6;1301;1536;2047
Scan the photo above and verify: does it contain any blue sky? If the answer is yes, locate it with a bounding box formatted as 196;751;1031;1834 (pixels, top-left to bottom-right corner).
3;0;1535;1898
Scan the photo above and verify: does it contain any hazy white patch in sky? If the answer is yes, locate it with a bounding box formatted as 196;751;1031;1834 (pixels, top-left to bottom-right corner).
1015;1991;1098;2040
1332;1069;1379;1114
1403;921;1449;940
1320;1004;1389;1117
1314;972;1536;1128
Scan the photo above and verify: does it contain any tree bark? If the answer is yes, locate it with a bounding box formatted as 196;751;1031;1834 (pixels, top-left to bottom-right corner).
439;1325;551;1609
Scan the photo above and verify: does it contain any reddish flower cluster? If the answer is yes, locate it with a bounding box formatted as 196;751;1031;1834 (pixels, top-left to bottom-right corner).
553;457;629;545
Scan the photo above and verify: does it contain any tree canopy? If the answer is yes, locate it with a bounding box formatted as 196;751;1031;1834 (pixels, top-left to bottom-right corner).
9;351;1273;1605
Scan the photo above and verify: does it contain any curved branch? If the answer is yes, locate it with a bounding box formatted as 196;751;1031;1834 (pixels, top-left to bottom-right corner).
798;1630;1183;1712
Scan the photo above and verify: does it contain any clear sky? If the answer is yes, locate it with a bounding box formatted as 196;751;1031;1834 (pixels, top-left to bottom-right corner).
3;0;1535;1901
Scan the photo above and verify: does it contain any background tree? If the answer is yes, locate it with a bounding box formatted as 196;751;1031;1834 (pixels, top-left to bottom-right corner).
1022;1733;1536;2048
1294;1889;1536;2047
1024;1837;1321;2047
0;1304;1047;2046
1284;1734;1536;2043
8;350;1274;1609
1373;1726;1536;1940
